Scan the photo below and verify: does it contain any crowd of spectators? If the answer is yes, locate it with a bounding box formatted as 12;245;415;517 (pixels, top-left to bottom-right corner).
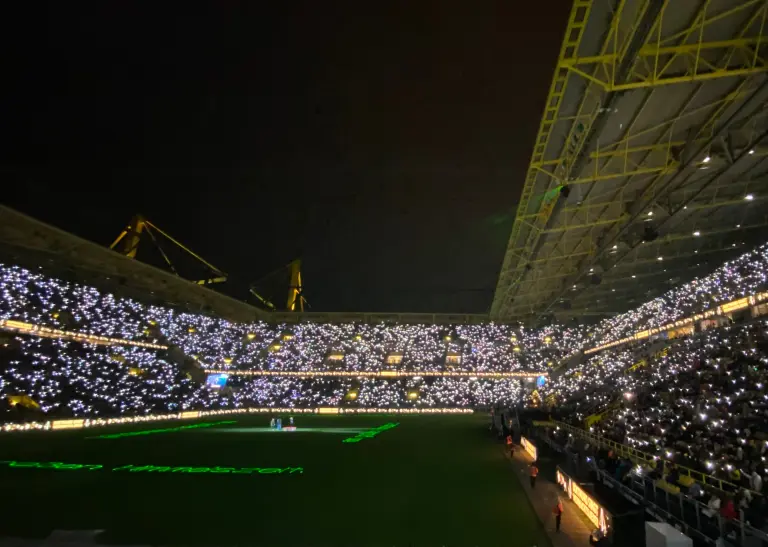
0;264;531;414
0;334;523;416
1;238;768;421
0;336;201;416
0;264;580;376
584;244;768;346
540;319;768;534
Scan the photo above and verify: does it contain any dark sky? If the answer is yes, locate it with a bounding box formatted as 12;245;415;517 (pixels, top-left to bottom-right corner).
4;2;568;313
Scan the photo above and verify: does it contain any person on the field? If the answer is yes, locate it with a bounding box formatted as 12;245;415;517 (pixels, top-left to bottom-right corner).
276;417;282;430
270;417;276;429
289;416;294;426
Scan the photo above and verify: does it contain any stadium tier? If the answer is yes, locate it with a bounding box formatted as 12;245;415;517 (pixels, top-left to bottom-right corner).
543;320;768;488
0;240;767;420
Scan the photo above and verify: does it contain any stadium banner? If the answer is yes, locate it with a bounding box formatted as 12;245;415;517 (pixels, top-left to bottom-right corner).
556;467;611;535
521;436;537;461
531;420;555;427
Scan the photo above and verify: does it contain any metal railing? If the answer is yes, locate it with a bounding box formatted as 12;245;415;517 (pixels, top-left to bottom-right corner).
537;427;768;546
595;467;768;546
550;420;747;494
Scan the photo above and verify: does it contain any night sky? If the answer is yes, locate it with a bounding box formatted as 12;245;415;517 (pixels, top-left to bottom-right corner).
4;2;568;313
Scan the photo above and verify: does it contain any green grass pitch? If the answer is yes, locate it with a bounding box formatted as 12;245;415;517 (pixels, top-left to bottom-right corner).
0;414;550;547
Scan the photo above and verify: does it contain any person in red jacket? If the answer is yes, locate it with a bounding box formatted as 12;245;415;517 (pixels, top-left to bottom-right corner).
720;495;738;539
530;463;539;489
553;498;564;532
721;496;738;520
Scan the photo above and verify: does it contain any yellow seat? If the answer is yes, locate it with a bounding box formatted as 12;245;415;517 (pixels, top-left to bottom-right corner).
655;480;681;494
677;475;695;488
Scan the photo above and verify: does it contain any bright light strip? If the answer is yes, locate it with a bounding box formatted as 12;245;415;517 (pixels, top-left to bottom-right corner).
720;297;750;314
1;407;474;433
572;481;602;530
0;319;167;350
204;370;547;378
317;407;340;415
556;467;610;534
521;436;538;461
51;419;85;430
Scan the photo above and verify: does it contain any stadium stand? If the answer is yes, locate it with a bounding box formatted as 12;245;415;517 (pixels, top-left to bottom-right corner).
543;321;768;492
3;241;768;459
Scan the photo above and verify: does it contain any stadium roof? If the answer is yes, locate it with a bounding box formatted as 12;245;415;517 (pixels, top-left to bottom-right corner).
0;206;266;323
491;0;768;322
0;206;510;325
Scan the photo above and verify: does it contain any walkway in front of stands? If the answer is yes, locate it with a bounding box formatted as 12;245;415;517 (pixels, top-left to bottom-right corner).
506;445;594;547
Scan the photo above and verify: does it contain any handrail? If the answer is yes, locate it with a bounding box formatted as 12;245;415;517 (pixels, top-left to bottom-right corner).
596;467;768;546
541;426;768;545
594;468;717;546
548;420;752;495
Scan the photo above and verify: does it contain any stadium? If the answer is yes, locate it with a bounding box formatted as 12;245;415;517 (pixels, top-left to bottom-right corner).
3;1;768;546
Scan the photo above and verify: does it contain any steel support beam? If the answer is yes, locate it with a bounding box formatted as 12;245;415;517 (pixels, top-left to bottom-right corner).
539;79;768;318
492;0;768;320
